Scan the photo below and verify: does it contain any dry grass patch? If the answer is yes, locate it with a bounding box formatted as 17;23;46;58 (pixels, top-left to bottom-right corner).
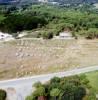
0;39;98;80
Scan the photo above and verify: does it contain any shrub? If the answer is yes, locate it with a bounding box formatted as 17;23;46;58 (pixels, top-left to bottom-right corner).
33;82;43;89
50;88;61;97
34;86;46;96
74;28;98;39
42;32;53;39
50;77;60;84
0;89;7;100
86;28;98;39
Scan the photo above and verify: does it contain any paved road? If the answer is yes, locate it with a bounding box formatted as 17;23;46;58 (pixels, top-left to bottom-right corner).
0;66;98;100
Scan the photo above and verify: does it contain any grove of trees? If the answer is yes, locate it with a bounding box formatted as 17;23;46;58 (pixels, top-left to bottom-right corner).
26;75;95;100
0;4;98;39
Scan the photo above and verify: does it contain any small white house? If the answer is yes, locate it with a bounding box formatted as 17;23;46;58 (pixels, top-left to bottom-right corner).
38;0;48;3
59;31;73;39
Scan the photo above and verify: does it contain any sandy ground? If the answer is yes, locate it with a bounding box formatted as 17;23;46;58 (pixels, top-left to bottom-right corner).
0;39;98;80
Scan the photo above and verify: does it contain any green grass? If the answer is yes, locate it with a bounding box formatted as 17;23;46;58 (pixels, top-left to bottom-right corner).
86;71;98;93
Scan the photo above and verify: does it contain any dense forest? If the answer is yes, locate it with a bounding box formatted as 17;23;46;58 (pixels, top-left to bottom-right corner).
49;0;98;4
0;4;98;39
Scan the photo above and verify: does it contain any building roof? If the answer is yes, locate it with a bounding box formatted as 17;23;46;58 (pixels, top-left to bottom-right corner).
59;32;72;37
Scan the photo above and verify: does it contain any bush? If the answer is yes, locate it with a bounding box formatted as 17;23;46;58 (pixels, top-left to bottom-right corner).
50;88;61;97
86;28;98;39
0;89;7;100
42;32;53;39
50;77;60;84
33;82;43;88
74;28;98;39
33;86;46;97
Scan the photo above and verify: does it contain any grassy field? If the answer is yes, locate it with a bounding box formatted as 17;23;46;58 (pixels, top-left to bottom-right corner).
86;71;98;94
0;39;98;80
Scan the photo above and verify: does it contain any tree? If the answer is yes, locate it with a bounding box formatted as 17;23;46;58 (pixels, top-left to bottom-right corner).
33;82;43;88
61;85;86;100
74;86;86;100
50;88;61;100
50;77;60;84
42;32;53;39
34;86;46;96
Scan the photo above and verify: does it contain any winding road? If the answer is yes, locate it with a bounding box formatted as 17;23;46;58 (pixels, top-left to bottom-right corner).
0;66;98;100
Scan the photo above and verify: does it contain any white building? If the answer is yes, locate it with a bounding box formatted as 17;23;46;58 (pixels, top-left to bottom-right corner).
59;31;73;39
38;0;48;3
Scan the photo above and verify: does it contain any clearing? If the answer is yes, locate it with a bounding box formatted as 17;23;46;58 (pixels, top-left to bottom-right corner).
0;39;98;80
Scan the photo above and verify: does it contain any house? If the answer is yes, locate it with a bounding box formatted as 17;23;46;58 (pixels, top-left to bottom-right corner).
39;0;48;3
59;31;73;39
